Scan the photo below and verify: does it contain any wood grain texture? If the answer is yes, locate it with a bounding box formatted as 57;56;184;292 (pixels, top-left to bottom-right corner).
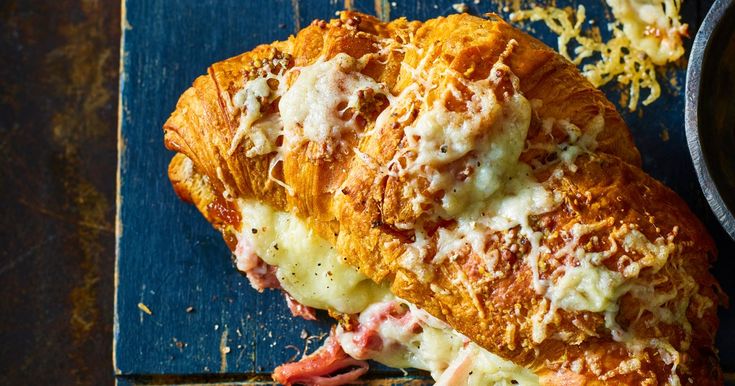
0;0;119;385
115;0;735;384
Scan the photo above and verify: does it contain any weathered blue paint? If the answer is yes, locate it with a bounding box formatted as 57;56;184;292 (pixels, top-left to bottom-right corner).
115;0;735;383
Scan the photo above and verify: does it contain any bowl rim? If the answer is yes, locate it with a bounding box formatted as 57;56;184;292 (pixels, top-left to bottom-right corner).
685;0;735;241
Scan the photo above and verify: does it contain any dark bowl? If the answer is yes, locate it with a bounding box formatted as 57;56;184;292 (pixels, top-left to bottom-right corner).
685;0;735;240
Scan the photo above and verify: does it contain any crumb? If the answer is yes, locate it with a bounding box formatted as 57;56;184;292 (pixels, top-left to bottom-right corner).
185;306;194;313
660;129;670;141
137;302;152;315
173;338;187;350
452;3;469;13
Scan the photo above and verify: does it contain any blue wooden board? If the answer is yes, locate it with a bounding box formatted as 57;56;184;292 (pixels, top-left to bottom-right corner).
115;0;735;383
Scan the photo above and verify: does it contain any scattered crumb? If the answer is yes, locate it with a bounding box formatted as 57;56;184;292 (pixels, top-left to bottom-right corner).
185;306;194;313
173;338;187;350
660;129;670;142
214;324;220;331
137;302;152;315
474;0;481;3
285;345;302;362
391;1;397;6
452;3;469;13
300;329;309;339
219;329;230;372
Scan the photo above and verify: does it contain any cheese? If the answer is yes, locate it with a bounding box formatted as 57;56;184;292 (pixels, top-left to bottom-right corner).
235;199;391;314
510;0;687;111
384;42;536;219
223;29;702;384
338;300;539;386
230;71;285;156
279;53;388;153
386;43;562;292
232;200;538;384
606;0;687;65
548;257;625;313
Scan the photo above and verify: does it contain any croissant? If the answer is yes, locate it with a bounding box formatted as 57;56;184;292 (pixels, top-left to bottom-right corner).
163;11;723;385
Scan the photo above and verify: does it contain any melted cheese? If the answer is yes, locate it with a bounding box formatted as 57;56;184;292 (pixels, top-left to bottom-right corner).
549;257;625;313
606;0;687;65
232;200;538;384
235;199;391;314
230;72;285;156
383;42;535;219
279;53;388;152
338;301;538;386
388;43;562;294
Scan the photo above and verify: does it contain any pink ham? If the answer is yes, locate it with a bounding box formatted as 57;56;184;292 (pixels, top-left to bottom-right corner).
284;292;318;321
234;236;280;291
340;301;422;359
273;327;369;385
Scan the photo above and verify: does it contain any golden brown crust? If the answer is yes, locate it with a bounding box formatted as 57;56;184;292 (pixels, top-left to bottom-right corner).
163;11;721;385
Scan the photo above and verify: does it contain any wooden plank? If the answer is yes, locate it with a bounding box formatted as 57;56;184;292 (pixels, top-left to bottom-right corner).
0;1;120;385
116;0;735;383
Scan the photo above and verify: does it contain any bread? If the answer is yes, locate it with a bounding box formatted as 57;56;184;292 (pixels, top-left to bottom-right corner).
164;11;722;385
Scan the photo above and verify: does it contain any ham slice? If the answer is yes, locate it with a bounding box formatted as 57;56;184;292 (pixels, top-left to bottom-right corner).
234;236;280;291
273;327;369;386
284;292;318;321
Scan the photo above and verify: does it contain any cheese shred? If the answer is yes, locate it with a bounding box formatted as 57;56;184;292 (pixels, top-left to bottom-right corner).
511;0;687;111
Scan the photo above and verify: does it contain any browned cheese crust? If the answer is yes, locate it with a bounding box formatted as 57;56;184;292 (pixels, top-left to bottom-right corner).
163;11;722;385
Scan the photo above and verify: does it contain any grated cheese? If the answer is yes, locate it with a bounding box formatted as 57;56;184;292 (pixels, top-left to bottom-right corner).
510;0;687;111
279;53;389;154
229;69;286;156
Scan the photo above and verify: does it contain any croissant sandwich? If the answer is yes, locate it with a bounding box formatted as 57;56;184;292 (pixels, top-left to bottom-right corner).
163;11;723;385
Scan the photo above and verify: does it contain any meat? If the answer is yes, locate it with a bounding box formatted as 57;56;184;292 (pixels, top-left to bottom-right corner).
284;292;318;321
234;236;280;290
273;327;369;386
234;236;317;320
338;301;422;360
433;346;474;386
